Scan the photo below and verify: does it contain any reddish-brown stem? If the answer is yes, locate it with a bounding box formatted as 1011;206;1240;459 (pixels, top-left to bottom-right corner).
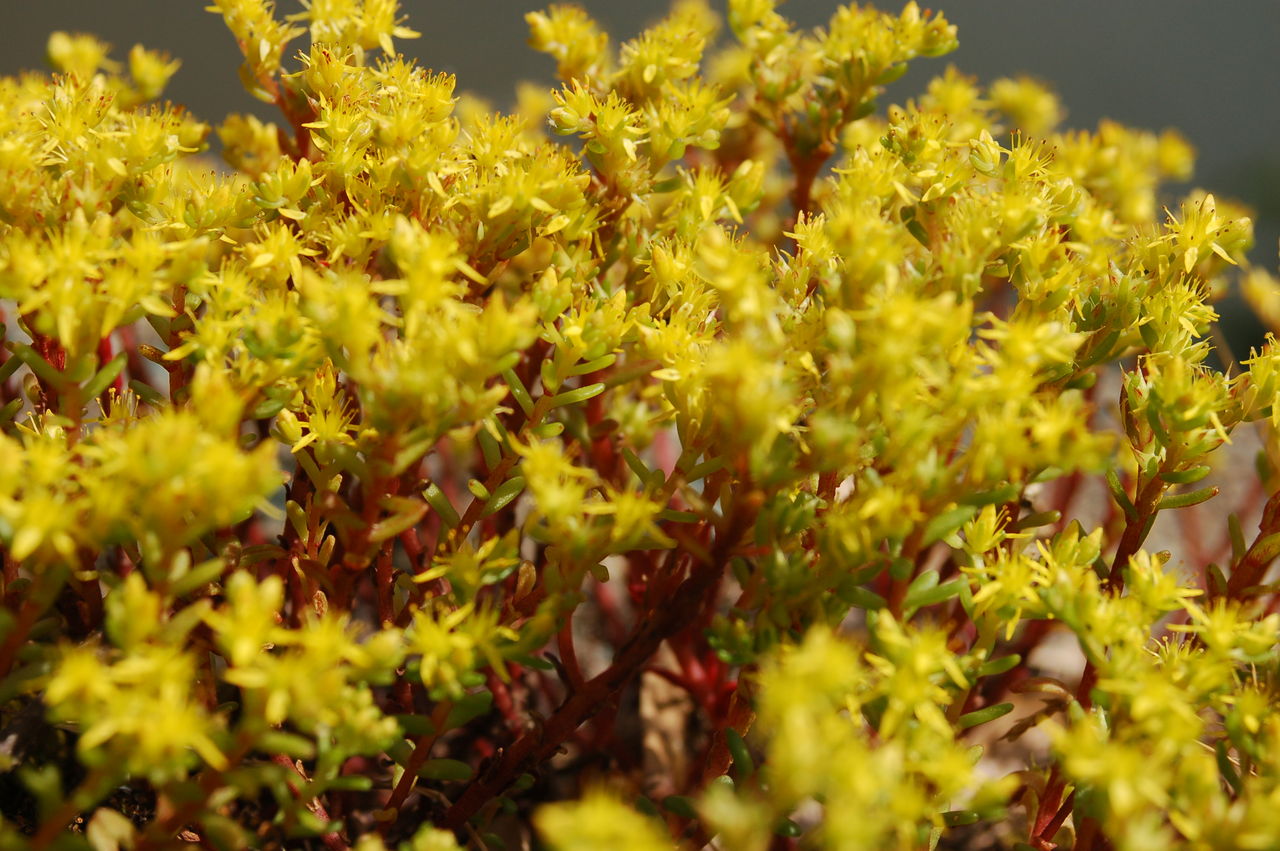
1040;790;1075;846
383;699;454;817
72;565;105;633
375;546;394;627
271;755;347;850
782;127;833;232
1075;814;1107;850
1030;765;1067;845
22;324;64;414
117;325;145;378
645;665;697;694
167;284;189;401
2;552;18;590
593;579;629;647
487;670;521;727
1107;472;1167;592
556;613;586;691
1224;489;1280;599
0;596;42;679
698;688;756;785
1047;470;1084;537
1075;655;1100;710
439;490;764;832
96;335;123;396
887;529;926;619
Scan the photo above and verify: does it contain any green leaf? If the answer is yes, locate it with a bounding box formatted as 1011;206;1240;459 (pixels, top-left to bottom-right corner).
977;654;1021;677
842;585;887;610
422;482;461;529
169;558;229;597
1159;465;1212;485
540;357;560;393
1206;562;1228;597
958;483;1020;506
319;775;374;792
477;426;503;470
876;61;909;85
1228;513;1246;562
661;795;698;820
369;498;429;543
635;795;660;816
392;426;436;475
531;421;564;438
1145;404;1172;447
904;578;966;612
82;351;128;399
510;653;554;670
482;476;526;517
1065;370;1097;390
547;382;605;409
1156;485;1218;511
9;342;64;386
128;378;167;407
258;730;317;758
1216;740;1242;796
444;691;494;730
1137;317;1159;352
956;702;1014;730
1248;531;1280;566
658;508;699;523
249;394;288;419
600;358;659;389
1105;469;1138;521
621;447;651;483
904;569;938;599
0;352;21;385
386;740;414;767
418;759;473;781
1011;510;1059;532
286;499;312;542
957;571;976;619
569;353;616;376
923;505;978;546
1078;327;1121;367
395;714;437;737
502;369;534;416
725;728;754;780
906;217;930;247
686;456;727;482
942;810;980;828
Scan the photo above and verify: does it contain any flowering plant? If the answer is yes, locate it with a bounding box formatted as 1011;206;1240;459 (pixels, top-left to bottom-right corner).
2;1;1280;849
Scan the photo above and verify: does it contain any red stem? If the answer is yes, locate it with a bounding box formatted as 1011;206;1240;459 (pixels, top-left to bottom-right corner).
1031;765;1067;844
439;491;764;832
271;755;347;850
557;612;586;691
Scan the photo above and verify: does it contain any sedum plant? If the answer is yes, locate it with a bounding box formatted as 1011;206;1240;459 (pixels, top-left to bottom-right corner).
2;0;1280;848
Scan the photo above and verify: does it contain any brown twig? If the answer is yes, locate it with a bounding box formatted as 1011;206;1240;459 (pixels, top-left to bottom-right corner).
437;489;764;832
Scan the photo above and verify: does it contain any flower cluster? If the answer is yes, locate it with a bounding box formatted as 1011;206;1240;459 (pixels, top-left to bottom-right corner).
1;0;1279;849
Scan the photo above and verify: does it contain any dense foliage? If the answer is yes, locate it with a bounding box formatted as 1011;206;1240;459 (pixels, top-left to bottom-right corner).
2;1;1280;849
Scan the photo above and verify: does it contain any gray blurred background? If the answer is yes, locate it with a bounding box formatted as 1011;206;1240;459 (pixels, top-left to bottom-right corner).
5;1;1278;344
